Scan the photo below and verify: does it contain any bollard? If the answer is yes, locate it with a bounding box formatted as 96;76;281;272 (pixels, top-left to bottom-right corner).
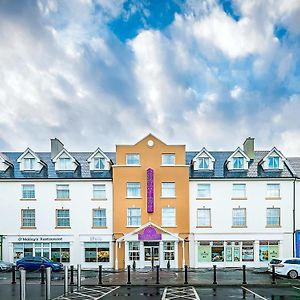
167;260;170;269
272;265;276;284
133;260;136;270
156;265;160;284
242;265;247;285
41;266;45;284
20;269;26;300
98;265;102;285
213;265;217;284
127;265;131;284
184;265;188;284
46;267;51;300
64;266;68;296
11;266;16;284
77;264;81;289
70;265;74;285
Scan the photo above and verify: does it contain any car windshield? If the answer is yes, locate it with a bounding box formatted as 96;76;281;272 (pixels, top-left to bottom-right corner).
270;259;282;264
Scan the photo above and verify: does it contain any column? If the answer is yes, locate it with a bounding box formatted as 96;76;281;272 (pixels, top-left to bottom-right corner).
115;242;118;270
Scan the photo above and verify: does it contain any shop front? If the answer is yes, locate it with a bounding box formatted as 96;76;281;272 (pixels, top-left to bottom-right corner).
116;223;184;269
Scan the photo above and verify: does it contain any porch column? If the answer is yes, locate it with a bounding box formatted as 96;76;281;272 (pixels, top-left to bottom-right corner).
182;240;185;268
115;242;118;270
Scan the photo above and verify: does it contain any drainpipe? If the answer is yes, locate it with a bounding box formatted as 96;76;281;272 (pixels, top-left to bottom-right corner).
293;178;296;257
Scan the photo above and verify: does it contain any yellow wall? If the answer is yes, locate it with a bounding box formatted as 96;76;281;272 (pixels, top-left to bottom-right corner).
113;134;190;269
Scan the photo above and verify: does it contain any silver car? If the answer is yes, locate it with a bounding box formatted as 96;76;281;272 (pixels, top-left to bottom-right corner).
0;261;14;271
269;258;300;279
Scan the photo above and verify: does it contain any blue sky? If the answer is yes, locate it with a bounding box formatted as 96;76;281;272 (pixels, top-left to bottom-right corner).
0;0;300;154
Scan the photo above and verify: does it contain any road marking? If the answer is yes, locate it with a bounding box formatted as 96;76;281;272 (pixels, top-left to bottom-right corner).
162;286;200;300
241;287;267;300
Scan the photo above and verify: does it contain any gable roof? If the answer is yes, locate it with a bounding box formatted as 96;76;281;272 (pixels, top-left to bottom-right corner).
0;152;13;166
134;133;167;146
52;148;79;165
226;147;250;164
87;148;112;163
16;148;46;166
192;147;215;162
259;147;286;164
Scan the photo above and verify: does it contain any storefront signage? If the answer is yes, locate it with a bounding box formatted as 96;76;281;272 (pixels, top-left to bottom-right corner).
138;226;161;241
17;236;64;242
147;168;154;213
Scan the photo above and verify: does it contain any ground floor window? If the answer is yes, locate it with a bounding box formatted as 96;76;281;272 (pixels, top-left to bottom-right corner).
241;241;254;262
259;241;279;262
225;241;240;262
128;242;140;261
211;241;224;262
163;242;175;261
84;242;110;262
13;242;70;262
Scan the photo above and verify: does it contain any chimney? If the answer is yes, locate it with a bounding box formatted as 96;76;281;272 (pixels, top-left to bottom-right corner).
243;137;255;160
51;138;64;159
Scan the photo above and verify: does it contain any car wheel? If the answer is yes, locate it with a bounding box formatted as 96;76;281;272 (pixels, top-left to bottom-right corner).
18;266;25;271
288;270;298;279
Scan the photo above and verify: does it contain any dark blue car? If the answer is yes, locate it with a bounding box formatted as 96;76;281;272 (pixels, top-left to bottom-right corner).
16;257;63;271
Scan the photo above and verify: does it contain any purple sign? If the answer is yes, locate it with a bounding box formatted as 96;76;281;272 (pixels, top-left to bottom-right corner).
138;226;162;241
147;168;154;213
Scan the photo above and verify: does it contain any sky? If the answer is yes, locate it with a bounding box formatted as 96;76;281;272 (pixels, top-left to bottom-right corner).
0;0;300;155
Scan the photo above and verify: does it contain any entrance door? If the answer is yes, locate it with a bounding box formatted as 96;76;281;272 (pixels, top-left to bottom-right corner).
144;242;159;268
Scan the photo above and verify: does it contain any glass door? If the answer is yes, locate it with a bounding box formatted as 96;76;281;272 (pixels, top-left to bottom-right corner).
144;242;160;268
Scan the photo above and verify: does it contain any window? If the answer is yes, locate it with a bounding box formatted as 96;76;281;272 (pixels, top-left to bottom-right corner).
56;185;70;199
128;242;140;261
266;208;280;227
56;209;70;227
259;241;279;261
51;242;70;262
197;184;210;198
161;182;175;197
199;157;209;169
24;158;35;170
59;158;71;170
267;184;280;197
242;241;254;261
162;207;176;226
127;208;141;226
163;242;175;261
94;158;105;170
22;185;35;199
233;157;244;169
127;182;141;197
92;209;106;227
211;241;224;262
162;154;175;165
84;242;110;262
126;154;140;165
232;208;246;227
232;184;246;198
93;184;106;199
268;157;279;169
21;209;35;227
197;208;211;227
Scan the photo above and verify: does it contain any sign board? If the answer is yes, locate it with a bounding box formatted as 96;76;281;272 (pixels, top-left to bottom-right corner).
138;226;161;241
147;168;154;213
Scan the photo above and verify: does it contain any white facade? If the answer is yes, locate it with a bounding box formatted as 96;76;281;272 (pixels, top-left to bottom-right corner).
0;179;114;269
189;179;294;268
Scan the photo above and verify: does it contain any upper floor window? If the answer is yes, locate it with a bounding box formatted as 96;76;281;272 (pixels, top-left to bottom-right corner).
56;209;70;227
199;157;209;169
162;207;176;227
232;208;246;227
94;158;105;170
267;184;280;198
161;182;175;197
233;157;244;169
24;158;35;170
126;154;140;165
266;208;280;227
232;184;246;198
92;209;106;227
197;184;211;198
162;154;175;165
56;185;70;199
59;158;71;170
197;208;211;227
127;182;141;198
93;184;106;199
21;209;35;227
268;157;279;169
22;185;35;199
127;208;141;226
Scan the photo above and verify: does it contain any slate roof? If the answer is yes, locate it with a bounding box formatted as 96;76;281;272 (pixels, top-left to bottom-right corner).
0;150;298;179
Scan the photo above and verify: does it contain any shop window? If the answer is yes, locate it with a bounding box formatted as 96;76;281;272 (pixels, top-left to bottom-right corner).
56;185;70;199
267;184;280;197
163;242;175;261
93;184;106;199
92;209;106;227
197;184;211;198
232;184;246;198
242;241;254;261
51;242;70;262
22;185;35;199
198;241;211;263
127;182;141;197
84;242;110;262
161;182;176;197
225;241;241;262
211;241;224;262
128;242;140;261
127;208;141;226
259;241;279;261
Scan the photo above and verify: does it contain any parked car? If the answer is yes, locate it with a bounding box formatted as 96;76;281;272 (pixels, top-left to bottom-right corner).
0;261;14;272
16;257;63;272
268;258;300;279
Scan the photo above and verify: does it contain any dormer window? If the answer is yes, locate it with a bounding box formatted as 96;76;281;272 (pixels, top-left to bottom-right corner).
59;157;71;170
268;157;279;169
17;148;45;172
233;157;244;169
199;157;209;169
24;158;35;170
94;157;105;170
52;149;78;172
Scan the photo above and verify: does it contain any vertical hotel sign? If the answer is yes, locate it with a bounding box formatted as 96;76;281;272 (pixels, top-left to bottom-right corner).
147;168;154;213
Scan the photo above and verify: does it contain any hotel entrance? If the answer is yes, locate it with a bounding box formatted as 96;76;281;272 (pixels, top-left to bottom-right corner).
144;241;159;268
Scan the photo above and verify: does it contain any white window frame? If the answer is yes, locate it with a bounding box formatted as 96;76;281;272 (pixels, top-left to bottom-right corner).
22;184;35;199
94;157;105;170
198;157;209;169
127;182;141;198
197;184;211;198
267;184;280;198
92;209;106;227
93;184;106;199
161;182;176;198
21;209;36;227
233;157;244;169
59;158;71;170
128;242;140;261
126;154;140;165
162;207;176;227
268;156;280;169
127;208;141;226
232;208;247;227
162;154;175;165
232;184;246;198
197;208;211;227
24;158;35;170
266;208;280;227
56;184;70;199
56;209;70;227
